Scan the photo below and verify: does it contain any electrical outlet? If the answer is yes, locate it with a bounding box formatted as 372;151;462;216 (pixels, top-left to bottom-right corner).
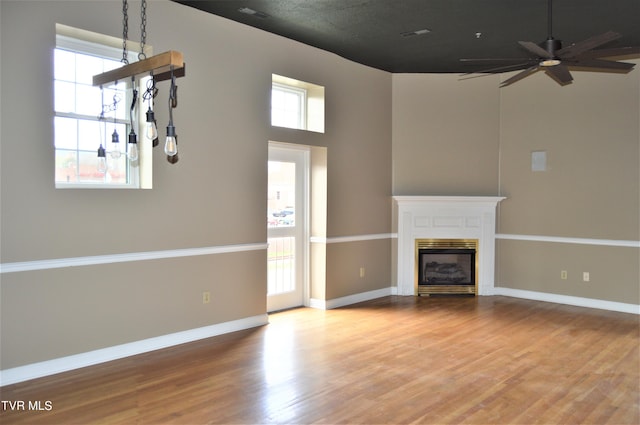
561;270;567;280
582;272;590;282
359;267;365;278
202;291;211;304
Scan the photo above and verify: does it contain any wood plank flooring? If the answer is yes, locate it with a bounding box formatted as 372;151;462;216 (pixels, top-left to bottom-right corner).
1;295;638;424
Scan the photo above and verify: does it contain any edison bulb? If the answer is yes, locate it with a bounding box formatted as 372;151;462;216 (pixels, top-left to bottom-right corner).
165;125;178;156
146;121;158;140
145;108;158;140
128;131;139;161
128;143;139;161
97;145;107;173
110;129;121;159
164;135;177;156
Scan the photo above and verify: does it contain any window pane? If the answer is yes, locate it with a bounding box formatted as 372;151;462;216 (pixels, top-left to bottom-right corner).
103;58;122;72
79;151;129;184
77;151;106;183
78;119;101;151
102;87;128;120
114;89;128;120
105;122;128;157
271;85;305;130
76;84;102;116
54;116;78;149
55;81;76;113
75;53;104;85
268;161;296;228
283;91;300;110
54;49;76;82
103;152;127;184
55;150;78;183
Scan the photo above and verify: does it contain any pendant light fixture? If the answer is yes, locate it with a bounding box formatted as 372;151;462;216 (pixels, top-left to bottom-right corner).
96;89;110;174
93;0;185;167
164;68;178;157
144;77;159;146
110;93;122;159
97;144;108;174
128;77;139;161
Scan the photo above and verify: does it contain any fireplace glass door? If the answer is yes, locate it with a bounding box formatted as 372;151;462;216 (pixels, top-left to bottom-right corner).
418;247;476;295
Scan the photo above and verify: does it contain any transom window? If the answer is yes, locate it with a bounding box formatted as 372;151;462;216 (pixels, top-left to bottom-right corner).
271;74;325;133
271;83;307;130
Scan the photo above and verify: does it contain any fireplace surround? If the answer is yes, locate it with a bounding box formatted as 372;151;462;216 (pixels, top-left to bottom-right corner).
394;196;506;296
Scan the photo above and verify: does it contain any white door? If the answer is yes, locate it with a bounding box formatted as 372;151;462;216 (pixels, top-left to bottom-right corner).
267;143;308;312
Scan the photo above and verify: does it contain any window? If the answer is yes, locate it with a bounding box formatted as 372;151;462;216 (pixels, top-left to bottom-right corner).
271;83;307;130
54;25;150;188
271;74;325;133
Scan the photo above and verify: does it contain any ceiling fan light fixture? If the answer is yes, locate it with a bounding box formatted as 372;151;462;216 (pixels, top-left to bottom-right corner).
540;58;561;67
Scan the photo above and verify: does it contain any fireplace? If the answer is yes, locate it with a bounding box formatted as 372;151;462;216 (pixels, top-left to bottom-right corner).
416;239;478;295
394;196;506;296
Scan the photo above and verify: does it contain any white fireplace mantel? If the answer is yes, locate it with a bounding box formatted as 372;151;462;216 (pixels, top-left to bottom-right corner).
394;196;506;296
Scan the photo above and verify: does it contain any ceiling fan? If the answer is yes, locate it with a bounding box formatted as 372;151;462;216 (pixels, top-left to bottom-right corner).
461;0;640;87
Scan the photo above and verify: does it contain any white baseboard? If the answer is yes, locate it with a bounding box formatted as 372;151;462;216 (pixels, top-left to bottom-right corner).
0;314;269;387
310;287;393;310
493;287;640;315
310;285;639;315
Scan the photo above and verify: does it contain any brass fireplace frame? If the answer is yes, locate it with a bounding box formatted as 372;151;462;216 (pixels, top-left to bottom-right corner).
414;239;479;296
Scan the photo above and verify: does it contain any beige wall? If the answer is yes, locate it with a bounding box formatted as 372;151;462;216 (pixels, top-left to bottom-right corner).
498;240;639;304
0;0;392;369
392;74;501;196
498;68;639;240
326;239;391;300
497;67;639;304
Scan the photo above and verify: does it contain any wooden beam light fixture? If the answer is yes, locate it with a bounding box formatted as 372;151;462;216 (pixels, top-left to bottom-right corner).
92;50;185;87
92;0;185;169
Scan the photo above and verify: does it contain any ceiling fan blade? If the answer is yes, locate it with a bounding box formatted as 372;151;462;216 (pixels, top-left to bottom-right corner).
460;58;533;62
459;62;534;78
556;31;622;58
518;41;553;58
576;46;640;59
545;64;573;85
570;59;635;70
500;65;540;87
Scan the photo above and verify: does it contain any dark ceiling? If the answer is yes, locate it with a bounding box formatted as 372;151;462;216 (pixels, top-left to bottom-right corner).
172;0;640;74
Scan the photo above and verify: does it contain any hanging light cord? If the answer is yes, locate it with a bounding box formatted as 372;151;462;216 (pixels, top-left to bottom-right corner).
112;94;119;127
98;86;106;121
130;77;138;129
143;77;158;103
170;70;178;108
98;87;106;147
168;71;176;125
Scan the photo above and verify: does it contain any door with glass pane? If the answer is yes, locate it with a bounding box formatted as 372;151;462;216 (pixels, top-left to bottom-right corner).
267;143;308;312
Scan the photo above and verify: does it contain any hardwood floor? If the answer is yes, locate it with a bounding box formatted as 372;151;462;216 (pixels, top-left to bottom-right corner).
1;295;638;424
